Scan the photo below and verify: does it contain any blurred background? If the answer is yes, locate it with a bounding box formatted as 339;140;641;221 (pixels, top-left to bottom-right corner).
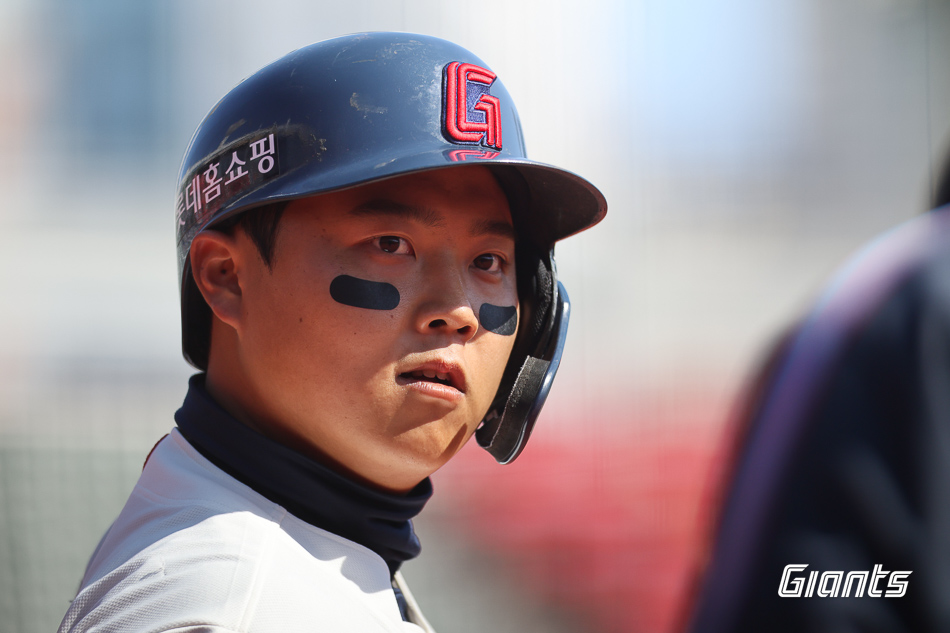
0;1;948;631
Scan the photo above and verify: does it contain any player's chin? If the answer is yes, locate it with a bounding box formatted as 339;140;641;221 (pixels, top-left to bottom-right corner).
391;418;476;470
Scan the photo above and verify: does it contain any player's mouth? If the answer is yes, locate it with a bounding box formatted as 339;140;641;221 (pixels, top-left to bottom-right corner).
397;360;466;403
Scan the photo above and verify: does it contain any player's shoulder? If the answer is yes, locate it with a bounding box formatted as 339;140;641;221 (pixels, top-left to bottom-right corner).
84;429;396;583
77;429;282;582
60;430;417;632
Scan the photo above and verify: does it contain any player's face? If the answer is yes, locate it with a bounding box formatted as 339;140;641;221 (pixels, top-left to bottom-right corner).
236;167;517;492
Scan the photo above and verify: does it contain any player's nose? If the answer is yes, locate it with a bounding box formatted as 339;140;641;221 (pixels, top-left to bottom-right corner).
414;263;479;341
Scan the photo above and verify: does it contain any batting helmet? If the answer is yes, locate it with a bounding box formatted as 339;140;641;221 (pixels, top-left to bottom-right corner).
176;32;606;464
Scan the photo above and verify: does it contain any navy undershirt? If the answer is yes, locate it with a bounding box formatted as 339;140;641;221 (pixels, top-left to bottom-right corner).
173;374;432;577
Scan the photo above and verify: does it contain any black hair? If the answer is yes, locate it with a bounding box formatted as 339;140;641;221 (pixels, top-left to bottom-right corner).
215;201;289;266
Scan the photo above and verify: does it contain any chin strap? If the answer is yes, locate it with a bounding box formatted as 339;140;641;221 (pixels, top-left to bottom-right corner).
476;282;570;464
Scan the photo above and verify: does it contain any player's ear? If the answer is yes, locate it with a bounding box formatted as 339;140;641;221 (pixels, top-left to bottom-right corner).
190;230;245;330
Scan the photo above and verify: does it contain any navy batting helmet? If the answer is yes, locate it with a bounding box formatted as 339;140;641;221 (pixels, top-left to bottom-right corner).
176;32;606;463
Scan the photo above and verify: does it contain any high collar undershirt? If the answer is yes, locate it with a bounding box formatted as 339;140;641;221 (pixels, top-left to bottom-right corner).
174;374;432;576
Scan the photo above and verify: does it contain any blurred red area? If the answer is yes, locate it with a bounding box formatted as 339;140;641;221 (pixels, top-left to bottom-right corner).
433;401;733;633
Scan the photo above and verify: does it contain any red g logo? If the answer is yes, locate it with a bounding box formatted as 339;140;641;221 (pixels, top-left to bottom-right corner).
442;62;502;150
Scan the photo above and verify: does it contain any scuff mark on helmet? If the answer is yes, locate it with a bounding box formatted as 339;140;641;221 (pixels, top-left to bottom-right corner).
350;93;388;114
218;119;247;149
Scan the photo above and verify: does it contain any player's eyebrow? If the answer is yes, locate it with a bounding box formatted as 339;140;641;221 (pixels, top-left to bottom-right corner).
349;200;446;228
469;218;516;241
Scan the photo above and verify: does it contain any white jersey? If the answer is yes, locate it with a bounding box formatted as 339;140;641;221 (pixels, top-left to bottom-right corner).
59;429;431;633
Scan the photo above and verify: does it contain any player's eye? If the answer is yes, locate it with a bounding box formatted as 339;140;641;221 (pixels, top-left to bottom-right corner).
473;253;503;273
375;236;412;255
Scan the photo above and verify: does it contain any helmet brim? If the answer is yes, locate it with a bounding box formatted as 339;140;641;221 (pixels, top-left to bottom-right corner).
184;149;606;252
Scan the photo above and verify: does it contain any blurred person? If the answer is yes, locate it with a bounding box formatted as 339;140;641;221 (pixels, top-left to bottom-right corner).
57;33;605;632
686;153;950;632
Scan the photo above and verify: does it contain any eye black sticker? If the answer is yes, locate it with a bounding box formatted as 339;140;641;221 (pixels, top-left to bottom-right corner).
479;304;517;336
330;275;400;310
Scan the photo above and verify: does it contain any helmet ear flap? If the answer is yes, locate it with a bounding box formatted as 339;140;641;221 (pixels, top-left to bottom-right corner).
476;244;570;464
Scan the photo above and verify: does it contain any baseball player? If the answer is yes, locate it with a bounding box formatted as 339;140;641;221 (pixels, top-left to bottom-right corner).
58;32;606;632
